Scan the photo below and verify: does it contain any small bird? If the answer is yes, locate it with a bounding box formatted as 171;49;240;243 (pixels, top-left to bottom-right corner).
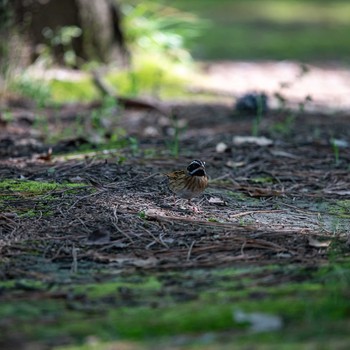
166;159;208;210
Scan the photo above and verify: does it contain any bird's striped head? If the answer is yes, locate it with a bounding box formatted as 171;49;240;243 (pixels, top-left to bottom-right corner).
187;159;206;177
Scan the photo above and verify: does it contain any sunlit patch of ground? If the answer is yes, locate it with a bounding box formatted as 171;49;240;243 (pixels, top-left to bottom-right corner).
196;60;350;112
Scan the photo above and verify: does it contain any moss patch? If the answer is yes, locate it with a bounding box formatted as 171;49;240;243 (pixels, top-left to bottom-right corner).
0;179;87;218
1;263;350;346
0;179;84;197
50;78;99;103
329;200;350;219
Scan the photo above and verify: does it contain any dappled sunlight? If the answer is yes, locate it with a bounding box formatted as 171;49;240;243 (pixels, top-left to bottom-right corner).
197;60;350;111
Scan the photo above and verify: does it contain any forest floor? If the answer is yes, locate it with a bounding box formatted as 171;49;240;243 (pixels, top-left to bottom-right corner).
0;63;350;349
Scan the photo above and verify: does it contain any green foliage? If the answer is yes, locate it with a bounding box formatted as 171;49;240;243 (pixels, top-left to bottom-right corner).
269;71;312;137
250;176;274;184
47;57;190;104
166;115;186;158
4;1;205;104
10;75;52;107
1;110;13;122
91;96;117;130
87;96;129;147
329;200;350;219
40;26;82;67
92;0;207;100
170;0;350;61
138;211;146;219
129;136;140;156
270;114;296;136
106;51;192;99
208;217;219;222
50;78;99;102
121;0;206;63
330;138;340;166
251;95;266;137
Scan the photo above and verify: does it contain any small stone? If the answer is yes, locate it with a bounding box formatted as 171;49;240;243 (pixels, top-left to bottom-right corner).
216;142;228;153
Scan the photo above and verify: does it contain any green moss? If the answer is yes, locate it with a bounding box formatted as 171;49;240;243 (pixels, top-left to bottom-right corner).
1;259;350;346
106;54;191;98
50;78;99;103
0;280;16;289
225;190;247;201
0;179;84;195
207;217;219;222
0;279;46;294
109;303;238;339
46;52;192;104
329;200;350;219
1;179;54;195
0;179;86;218
10;75;52;107
72;277;162;299
250;176;274;184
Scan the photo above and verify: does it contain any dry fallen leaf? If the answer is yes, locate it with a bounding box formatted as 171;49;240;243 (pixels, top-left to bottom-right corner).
270;150;300;159
132;257;158;268
233;136;273;146
144;208;166;218
37;147;52;162
308;237;331;248
323;189;350;196
208;197;227;206
226;160;246;168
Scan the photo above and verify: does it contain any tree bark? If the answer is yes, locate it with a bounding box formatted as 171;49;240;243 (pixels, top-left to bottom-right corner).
1;0;129;70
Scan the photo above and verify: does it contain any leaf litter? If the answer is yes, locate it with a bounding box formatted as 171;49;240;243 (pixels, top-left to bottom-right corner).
0;99;350;347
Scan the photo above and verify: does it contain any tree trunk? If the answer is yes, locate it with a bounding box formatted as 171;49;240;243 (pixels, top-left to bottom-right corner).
1;0;129;70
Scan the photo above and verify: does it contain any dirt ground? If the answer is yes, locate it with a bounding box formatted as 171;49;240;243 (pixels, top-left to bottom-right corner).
199;61;350;112
0;71;350;348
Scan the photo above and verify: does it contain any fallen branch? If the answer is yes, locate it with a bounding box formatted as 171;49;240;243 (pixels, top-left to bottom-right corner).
230;209;285;218
92;71;170;116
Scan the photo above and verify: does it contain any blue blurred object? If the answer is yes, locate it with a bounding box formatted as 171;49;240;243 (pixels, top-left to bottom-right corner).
235;92;269;114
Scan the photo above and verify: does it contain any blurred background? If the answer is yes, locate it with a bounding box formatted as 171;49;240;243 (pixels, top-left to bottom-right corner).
169;0;350;62
1;0;350;110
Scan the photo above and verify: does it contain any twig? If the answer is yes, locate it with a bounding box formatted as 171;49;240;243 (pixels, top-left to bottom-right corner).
142;227;169;249
71;244;78;274
67;188;107;211
187;240;196;261
230;209;285;218
92;71;170;116
240;240;247;256
280;202;325;215
112;207;134;243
